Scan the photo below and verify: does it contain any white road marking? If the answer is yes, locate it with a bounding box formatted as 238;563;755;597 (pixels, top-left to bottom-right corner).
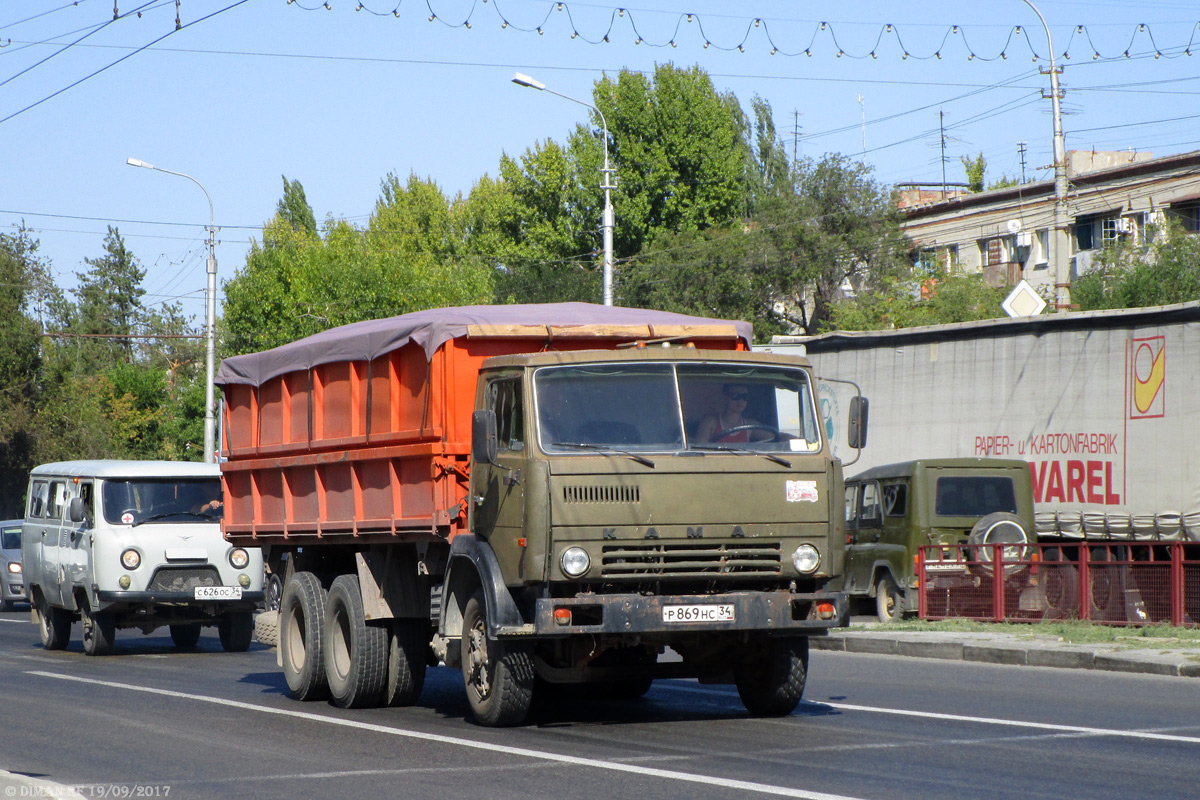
27;671;868;800
657;683;1200;745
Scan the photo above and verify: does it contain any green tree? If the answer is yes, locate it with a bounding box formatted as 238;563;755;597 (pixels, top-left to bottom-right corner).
277;176;318;235
69;227;146;370
1073;219;1200;310
961;152;987;193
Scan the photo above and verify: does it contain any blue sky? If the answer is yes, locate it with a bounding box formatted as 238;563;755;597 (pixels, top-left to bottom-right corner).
3;0;1198;325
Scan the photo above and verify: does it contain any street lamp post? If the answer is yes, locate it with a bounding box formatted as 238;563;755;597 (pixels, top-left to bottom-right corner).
1020;0;1070;312
126;157;219;462
512;72;615;306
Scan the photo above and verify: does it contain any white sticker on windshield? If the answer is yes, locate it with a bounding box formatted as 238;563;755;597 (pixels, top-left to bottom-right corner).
786;480;819;503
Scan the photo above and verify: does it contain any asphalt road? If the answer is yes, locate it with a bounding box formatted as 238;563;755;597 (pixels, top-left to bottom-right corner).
3;606;1200;800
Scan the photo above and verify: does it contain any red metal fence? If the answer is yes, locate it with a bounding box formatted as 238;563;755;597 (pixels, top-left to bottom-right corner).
918;542;1200;627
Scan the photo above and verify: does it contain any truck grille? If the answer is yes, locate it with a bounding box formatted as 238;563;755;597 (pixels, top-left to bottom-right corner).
148;567;221;592
563;484;640;504
601;542;781;578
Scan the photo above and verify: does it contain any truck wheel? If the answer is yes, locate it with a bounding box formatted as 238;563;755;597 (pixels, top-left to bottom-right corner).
38;595;72;650
81;606;116;656
460;591;533;727
170;624;202;649
876;575;903;623
1042;549;1079;618
325;574;388;709
280;571;330;701
735;635;808;716
219;611;254;652
385;619;428;707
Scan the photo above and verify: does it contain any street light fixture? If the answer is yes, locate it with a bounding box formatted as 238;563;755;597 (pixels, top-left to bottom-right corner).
1019;0;1070;312
126;157;219;463
512;72;616;306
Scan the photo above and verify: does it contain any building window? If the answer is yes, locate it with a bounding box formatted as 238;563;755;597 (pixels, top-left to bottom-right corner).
983;238;1003;266
1035;229;1049;267
1169;201;1199;233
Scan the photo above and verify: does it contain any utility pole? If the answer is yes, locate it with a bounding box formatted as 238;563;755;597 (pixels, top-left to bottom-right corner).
1018;140;1029;183
939;110;949;197
791;109;802;165
857;95;866;154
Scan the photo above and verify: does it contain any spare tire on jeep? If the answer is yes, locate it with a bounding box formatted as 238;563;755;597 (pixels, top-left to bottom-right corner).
968;512;1032;576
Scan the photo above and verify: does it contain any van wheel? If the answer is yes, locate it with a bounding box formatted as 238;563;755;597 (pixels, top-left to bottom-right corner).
735;635;808;716
170;624;202;649
219;611;254;652
325;575;388;709
461;591;534;727
876;576;903;623
386;619;428;707
280;571;330;701
38;596;72;650
81;606;116;656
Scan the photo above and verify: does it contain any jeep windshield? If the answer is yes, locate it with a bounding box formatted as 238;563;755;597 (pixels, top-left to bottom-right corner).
101;478;223;526
535;362;821;454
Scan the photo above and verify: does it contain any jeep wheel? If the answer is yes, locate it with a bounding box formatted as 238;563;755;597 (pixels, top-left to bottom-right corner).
38;595;72;650
460;591;533;727
280;571;330;701
735;635;808;716
876;575;903;623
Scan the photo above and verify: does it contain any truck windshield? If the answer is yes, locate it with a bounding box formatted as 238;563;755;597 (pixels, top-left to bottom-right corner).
934;476;1017;517
535;363;821;453
101;478;223;525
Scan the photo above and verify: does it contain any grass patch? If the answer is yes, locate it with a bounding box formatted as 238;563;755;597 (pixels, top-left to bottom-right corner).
857;618;1200;649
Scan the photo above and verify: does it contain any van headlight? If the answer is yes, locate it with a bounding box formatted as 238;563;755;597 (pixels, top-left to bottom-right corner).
560;547;591;578
7;562;20;574
228;548;250;569
121;548;141;570
792;544;821;574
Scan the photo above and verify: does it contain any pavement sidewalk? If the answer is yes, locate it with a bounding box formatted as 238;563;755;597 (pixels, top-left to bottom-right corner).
814;626;1200;678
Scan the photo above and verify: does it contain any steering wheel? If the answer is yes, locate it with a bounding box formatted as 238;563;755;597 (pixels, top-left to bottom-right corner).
715;424;783;443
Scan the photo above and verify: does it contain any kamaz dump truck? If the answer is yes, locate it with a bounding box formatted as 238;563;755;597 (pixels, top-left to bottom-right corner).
217;303;863;726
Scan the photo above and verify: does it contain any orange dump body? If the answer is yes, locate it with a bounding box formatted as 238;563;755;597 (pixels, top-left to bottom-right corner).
219;319;747;547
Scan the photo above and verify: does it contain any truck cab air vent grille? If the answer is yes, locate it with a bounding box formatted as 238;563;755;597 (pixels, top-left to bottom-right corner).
563;485;641;504
601;542;782;578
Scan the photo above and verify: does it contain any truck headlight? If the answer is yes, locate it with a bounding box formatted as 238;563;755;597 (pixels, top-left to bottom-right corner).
228;548;250;569
792;544;820;574
7;562;20;574
560;547;591;578
121;548;141;570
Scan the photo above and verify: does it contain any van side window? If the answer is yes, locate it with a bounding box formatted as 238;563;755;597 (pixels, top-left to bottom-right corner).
858;482;882;528
47;480;67;521
883;483;907;517
29;480;48;518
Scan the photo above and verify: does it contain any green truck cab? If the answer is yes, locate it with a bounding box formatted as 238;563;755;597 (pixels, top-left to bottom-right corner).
843;458;1035;621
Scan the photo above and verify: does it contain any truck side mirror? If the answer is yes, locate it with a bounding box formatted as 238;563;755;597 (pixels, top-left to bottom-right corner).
847;396;869;449
68;496;87;524
472;409;499;465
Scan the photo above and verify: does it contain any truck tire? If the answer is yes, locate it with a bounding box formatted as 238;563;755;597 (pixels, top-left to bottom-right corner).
1042;548;1079;618
170;623;202;649
460;591;534;727
735;635;808;717
875;575;903;623
81;605;116;656
254;609;280;647
38;595;72;651
219;611;254;652
325;574;388;709
280;571;330;701
385;619;428;707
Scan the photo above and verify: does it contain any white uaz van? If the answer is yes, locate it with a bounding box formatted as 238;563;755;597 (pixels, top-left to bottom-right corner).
22;460;264;655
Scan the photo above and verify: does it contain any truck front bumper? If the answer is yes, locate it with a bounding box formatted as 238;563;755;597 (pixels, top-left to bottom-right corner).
522;589;849;637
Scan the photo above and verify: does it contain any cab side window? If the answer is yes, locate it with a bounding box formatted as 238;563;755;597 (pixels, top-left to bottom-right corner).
858;481;883;528
29;480;48;518
489;378;524;452
47;480;67;521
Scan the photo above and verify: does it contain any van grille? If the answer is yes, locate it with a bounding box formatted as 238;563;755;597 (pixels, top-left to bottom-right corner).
563;485;640;504
601;542;781;578
148;567;221;592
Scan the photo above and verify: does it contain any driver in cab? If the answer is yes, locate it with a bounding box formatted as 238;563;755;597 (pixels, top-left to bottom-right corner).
695;383;770;443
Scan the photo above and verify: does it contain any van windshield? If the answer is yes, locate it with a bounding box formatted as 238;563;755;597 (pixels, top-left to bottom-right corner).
101;479;223;525
934;476;1017;517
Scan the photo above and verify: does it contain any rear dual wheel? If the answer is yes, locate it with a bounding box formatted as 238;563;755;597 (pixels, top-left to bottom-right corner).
280;571;330;701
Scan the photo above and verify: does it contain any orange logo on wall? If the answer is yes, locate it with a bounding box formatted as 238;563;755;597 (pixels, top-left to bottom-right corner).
1129;336;1165;419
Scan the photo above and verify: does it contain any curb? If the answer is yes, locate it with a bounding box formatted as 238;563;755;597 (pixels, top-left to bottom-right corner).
813;633;1200;679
